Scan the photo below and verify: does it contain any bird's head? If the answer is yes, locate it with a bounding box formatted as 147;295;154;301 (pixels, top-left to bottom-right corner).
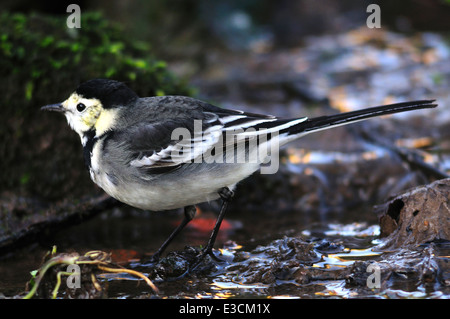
41;79;138;143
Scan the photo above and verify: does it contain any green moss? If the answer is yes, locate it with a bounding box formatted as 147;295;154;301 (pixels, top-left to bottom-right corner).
25;81;33;100
0;11;193;199
40;35;54;47
0;11;192;111
20;173;30;185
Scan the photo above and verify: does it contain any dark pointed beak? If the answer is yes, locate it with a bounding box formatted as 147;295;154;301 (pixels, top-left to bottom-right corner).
41;103;65;113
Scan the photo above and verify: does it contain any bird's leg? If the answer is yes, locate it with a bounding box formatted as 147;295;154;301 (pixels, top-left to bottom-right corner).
194;187;234;265
148;205;196;263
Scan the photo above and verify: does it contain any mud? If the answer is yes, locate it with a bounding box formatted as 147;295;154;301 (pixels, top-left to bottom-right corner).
375;178;450;249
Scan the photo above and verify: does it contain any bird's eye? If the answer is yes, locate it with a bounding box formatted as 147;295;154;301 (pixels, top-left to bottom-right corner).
76;103;86;112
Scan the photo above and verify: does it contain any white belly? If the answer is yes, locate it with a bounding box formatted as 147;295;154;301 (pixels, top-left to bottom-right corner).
89;137;265;211
91;156;260;211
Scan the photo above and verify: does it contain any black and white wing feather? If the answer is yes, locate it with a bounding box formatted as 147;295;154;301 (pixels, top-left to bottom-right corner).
126;102;306;172
126;98;437;174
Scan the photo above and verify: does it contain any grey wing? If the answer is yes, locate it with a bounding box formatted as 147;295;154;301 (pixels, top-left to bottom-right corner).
126;114;223;172
122;96;302;175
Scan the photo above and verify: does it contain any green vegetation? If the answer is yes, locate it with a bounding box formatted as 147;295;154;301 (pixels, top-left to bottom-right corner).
0;12;193;199
0;11;191;111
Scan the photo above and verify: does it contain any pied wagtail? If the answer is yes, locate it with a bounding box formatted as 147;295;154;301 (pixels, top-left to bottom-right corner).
42;78;437;262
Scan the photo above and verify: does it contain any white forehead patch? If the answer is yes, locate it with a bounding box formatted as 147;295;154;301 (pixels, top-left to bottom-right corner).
62;93;101;112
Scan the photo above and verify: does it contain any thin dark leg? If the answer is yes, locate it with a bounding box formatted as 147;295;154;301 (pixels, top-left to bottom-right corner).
193;187;234;267
149;205;196;262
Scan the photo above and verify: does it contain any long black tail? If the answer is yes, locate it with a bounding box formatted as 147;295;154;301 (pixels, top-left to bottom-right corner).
287;100;437;136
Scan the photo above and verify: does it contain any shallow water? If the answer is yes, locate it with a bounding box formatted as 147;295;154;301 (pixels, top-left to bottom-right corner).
2;203;447;299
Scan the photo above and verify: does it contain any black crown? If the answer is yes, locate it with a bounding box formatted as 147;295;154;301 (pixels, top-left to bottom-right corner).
76;79;138;109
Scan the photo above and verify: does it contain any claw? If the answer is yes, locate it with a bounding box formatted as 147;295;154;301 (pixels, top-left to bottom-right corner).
189;248;226;272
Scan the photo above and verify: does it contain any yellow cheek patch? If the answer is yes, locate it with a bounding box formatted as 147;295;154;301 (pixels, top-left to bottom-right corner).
81;107;101;127
95;108;119;136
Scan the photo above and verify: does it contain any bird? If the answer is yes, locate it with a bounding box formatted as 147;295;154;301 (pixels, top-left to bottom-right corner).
41;78;437;264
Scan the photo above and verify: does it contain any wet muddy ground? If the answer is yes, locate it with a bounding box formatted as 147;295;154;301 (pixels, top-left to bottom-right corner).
2;178;449;299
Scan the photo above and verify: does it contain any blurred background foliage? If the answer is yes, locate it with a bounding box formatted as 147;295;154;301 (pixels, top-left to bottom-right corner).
0;7;193;200
0;1;449;299
0;0;449;201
